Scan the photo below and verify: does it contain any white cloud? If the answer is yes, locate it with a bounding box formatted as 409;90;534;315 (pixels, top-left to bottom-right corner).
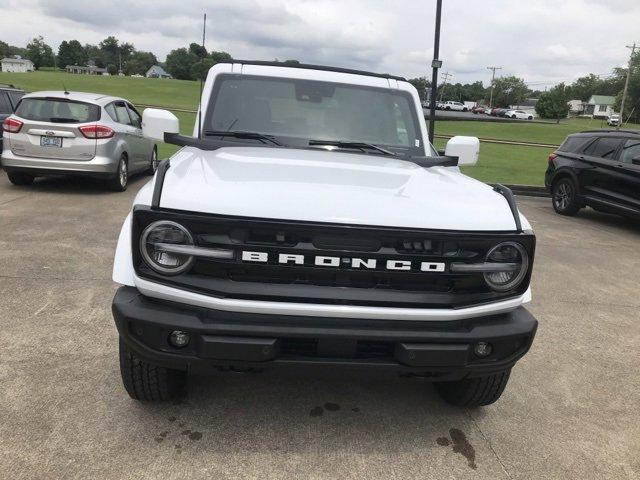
1;0;638;86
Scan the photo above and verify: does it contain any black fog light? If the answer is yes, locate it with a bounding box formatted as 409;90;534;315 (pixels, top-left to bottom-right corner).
169;330;190;348
474;341;492;358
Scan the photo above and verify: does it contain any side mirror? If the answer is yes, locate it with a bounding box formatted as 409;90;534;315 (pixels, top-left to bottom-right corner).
142;108;179;142
445;136;480;166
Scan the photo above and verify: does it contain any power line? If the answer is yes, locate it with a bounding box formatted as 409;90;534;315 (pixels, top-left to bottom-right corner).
487;66;502;107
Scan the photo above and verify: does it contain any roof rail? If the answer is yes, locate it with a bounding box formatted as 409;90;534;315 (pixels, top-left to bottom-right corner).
217;59;407;82
0;83;17;89
579;129;640;135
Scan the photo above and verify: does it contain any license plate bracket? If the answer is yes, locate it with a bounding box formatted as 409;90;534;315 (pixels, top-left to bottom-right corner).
40;136;63;148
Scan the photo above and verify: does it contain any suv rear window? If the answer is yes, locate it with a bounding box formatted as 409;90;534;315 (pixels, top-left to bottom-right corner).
15;98;100;123
558;136;590;153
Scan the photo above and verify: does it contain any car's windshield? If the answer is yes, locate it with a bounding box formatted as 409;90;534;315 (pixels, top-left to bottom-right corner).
204;74;432;156
15;98;100;123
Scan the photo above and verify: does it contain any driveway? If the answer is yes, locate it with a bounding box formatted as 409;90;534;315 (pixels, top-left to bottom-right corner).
0;173;638;480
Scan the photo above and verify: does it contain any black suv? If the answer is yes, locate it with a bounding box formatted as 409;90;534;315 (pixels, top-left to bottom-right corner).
0;84;25;151
545;130;640;218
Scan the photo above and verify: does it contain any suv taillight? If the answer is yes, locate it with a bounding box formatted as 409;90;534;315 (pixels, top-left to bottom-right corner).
2;117;23;133
79;125;115;139
548;152;557;164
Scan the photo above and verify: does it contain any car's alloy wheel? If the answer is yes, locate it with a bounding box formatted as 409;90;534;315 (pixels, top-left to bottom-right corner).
552;178;580;215
147;148;159;175
119;159;128;188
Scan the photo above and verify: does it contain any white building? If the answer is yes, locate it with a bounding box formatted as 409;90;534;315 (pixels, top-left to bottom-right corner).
584;95;615;119
145;65;172;79
0;56;34;73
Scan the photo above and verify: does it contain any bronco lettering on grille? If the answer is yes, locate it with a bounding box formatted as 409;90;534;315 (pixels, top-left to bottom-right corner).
240;250;446;273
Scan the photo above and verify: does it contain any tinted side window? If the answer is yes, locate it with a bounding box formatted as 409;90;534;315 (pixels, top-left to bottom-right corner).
582;137;621;159
558;136;590;153
0;92;12;114
126;103;142;128
8;91;24;108
113;102;133;125
105;103;118;122
620;138;640;164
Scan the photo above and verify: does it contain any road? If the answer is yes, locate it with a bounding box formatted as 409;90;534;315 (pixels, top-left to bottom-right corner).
0;173;638;479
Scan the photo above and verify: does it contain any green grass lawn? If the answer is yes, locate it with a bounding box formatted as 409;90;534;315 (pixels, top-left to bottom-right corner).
0;70;200;110
3;70;636;186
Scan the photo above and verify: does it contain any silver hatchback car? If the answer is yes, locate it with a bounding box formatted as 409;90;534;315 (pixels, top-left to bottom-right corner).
1;91;157;191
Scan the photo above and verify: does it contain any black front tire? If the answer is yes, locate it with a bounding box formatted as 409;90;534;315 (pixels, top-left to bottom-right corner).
119;338;186;402
552;177;581;216
435;370;511;407
7;171;35;186
145;147;159;176
108;156;128;192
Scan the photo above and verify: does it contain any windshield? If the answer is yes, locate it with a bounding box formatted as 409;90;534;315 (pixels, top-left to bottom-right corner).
204;74;430;156
15;98;100;123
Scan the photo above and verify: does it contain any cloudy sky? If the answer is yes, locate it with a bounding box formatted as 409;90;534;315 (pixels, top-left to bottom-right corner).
2;0;638;86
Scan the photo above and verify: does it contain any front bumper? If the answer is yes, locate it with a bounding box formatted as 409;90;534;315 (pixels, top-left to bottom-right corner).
113;286;538;379
1;149;118;176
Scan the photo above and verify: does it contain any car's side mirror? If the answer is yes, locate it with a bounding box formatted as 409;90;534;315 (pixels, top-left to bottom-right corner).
445;136;480;166
142;108;179;142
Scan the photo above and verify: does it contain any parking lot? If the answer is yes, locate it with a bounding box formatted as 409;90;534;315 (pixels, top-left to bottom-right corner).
1;172;639;480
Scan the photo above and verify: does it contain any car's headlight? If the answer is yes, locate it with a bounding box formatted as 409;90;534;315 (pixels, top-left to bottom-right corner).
483;242;529;292
140;221;195;275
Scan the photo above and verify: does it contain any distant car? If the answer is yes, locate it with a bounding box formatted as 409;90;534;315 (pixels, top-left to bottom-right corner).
490;108;506;117
607;114;621;126
0;84;25;152
545;129;640;218
505;110;534;120
442;101;468;112
1;91;157;191
471;105;490;114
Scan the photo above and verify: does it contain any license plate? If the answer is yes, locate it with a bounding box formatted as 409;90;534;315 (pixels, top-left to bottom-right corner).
40;136;62;148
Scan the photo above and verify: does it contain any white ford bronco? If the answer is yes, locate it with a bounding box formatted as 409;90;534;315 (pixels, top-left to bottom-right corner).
112;61;537;407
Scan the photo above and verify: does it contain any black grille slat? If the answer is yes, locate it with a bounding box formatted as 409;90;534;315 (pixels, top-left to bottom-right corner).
132;207;536;309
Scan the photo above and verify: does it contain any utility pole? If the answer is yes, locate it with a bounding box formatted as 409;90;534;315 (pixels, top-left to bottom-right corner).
618;42;636;129
487;66;502;107
439;71;452;101
428;0;443;144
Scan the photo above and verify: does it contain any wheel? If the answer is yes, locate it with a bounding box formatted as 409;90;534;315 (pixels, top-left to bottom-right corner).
7;171;34;186
108;155;128;191
511;114;517;119
552;177;581;216
445;106;451;110
119;338;186;402
435;370;511;407
145;147;159;175
528;116;533;120
463;108;468;112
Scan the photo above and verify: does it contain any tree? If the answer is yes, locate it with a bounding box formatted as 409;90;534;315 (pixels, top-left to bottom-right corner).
25;36;55;69
165;48;198;80
124;50;158;76
189;42;208;58
0;40;26;60
613;50;640;123
535;83;570;122
57;40;86;69
407;77;431;101
491;76;530;107
84;44;105;67
210;51;232;65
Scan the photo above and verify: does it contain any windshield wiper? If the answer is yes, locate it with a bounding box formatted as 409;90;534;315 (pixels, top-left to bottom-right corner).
308;139;396;156
203;130;283;146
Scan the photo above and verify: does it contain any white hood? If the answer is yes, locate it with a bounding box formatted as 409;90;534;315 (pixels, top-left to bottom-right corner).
157;146;523;231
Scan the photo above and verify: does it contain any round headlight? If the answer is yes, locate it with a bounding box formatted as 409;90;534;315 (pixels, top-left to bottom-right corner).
140;221;195;275
483;242;529;292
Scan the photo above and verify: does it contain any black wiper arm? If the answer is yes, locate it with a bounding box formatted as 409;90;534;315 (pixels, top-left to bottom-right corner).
308;139;396;156
203;130;283;146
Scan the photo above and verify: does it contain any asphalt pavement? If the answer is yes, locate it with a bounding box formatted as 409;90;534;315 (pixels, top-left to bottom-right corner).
0;172;638;480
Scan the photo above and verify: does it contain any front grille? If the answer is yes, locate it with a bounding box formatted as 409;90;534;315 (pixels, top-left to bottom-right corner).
280;338;393;359
132;206;535;309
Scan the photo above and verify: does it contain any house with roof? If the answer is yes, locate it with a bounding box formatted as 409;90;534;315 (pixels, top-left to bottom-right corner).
145;65;172;79
0;56;34;73
584;95;616;119
65;60;108;75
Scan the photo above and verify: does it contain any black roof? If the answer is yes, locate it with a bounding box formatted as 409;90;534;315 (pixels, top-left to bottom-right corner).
217;59;407;82
576;129;640;135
